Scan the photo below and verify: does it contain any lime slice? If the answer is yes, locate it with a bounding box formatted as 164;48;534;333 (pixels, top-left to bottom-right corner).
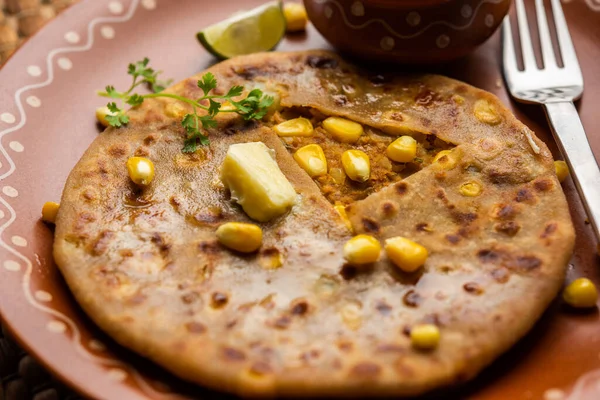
198;1;286;59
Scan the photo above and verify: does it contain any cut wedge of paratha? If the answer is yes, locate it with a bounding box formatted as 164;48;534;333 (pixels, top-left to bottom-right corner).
53;50;574;397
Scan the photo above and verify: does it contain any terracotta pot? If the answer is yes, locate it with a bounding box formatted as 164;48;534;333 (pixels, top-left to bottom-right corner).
303;0;512;63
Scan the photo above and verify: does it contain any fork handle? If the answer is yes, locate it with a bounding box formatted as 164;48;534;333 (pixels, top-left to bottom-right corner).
544;101;600;243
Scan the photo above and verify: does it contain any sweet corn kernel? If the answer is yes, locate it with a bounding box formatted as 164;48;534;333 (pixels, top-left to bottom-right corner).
293;144;327;177
385;236;428;273
322;117;364;143
386;135;417;163
283;3;308;32
126;157;155;186
459;181;482;197
341;150;370;182
220;142;296;222
216;222;263;253
343;234;381;265
474;99;502;125
334;204;353;232
563;278;598;308
258;249;284;269
96;106;117;127
164;102;188;119
555;160;569;183
274;117;314;137
433;150;452;163
329;167;346;184
41;201;60;224
410;324;440;350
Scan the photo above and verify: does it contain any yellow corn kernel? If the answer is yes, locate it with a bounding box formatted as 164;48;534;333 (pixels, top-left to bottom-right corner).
433;150;452;163
386;135;417;163
293;144;327;177
410;324;440;350
95;106;117;127
385;236;428;273
341;150;370;183
459;181;482;197
274;117;314;137
41;201;60;224
126;157;155;186
220;142;296;222
216;222;263;253
283;3;308;32
334;204;353;232
474;99;502;125
164;102;188;119
329;167;346;184
322;117;364;143
555;160;569;183
563;278;598;308
343;234;381;265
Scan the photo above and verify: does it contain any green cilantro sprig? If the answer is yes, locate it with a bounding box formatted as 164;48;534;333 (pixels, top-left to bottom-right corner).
98;58;274;153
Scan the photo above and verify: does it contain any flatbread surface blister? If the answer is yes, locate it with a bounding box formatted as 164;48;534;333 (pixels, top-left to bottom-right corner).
53;50;575;397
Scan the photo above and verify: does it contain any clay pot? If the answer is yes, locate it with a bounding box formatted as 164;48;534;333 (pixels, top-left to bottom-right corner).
304;0;512;63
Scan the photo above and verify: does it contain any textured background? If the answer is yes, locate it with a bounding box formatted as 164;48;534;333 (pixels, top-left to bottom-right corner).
1;2;80;399
0;0;78;65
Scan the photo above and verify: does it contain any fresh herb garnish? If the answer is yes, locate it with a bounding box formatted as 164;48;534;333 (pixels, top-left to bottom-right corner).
98;58;274;153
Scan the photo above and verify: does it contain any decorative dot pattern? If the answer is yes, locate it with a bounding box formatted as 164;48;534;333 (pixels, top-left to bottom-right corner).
9;141;24;152
1;113;16;124
2;186;19;198
406;11;421;27
3;260;21;271
46;320;67;333
64;31;80;44
351;1;364;17
101;26;115;39
380;36;395;51
436;34;450;48
108;1;124;14
58;57;73;70
26;96;41;108
35;290;53;302
142;0;157;10
11;236;28;247
27;65;42;77
107;368;127;382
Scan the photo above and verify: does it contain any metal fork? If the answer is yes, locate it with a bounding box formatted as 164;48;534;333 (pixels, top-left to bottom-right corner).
502;0;600;242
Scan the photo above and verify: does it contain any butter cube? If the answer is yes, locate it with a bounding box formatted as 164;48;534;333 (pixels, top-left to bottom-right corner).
220;142;296;222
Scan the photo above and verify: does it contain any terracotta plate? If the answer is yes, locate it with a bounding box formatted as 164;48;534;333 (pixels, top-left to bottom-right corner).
0;0;599;398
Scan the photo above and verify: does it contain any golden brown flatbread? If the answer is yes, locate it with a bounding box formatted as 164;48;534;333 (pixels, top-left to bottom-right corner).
53;50;574;397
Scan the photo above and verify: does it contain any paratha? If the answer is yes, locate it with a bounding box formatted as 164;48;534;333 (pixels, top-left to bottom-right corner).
53;50;575;397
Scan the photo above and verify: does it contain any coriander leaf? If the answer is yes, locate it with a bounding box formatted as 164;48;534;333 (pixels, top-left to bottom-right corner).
151;78;172;93
106;113;129;127
181;113;197;133
225;85;244;98
126;93;144;106
199;115;217;129
208;99;221;117
197;72;217;96
107;102;121;113
105;85;121;98
259;95;274;109
182;138;199;153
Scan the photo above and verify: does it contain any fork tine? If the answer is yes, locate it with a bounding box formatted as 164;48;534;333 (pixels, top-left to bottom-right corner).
550;0;578;69
535;0;556;68
515;0;537;70
502;17;520;77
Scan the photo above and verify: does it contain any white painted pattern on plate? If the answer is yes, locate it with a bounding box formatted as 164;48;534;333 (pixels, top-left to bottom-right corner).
57;57;73;70
101;25;116;39
313;0;504;40
64;31;80;44
9;141;24;152
2;186;18;198
11;235;27;247
47;320;67;333
26;96;41;108
109;1;124;14
1;113;16;124
27;65;42;77
0;0;185;398
35;290;53;302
